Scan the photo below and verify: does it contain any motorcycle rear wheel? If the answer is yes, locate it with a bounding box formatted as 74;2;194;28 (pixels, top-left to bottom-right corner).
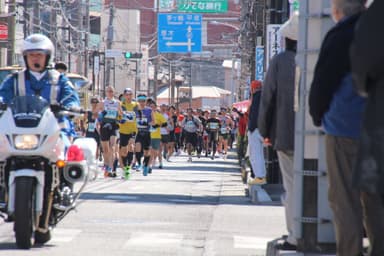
14;177;35;249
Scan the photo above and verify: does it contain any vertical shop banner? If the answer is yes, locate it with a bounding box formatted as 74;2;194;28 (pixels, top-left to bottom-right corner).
255;46;264;81
139;43;149;92
266;24;282;69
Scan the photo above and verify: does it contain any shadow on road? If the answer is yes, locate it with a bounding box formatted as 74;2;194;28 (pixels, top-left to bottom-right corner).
79;192;282;207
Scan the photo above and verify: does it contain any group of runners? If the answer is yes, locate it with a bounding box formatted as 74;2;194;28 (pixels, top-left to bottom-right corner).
82;86;238;179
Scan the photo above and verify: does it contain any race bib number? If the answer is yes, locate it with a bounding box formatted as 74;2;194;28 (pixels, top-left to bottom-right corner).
105;109;118;119
88;122;96;132
137;117;148;129
186;121;196;130
124;111;136;122
209;123;219;130
220;127;228;134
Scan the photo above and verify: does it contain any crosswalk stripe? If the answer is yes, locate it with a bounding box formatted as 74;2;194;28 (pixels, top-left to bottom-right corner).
50;228;82;243
124;232;182;247
233;235;271;250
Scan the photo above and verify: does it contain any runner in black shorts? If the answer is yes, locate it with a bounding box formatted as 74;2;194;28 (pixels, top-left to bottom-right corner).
206;110;221;160
85;96;101;160
134;94;154;176
118;88;138;179
181;108;201;162
168;105;177;160
98;86;123;177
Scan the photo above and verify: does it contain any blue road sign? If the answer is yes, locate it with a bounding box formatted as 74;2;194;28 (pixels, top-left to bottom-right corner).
255;46;264;81
158;13;202;53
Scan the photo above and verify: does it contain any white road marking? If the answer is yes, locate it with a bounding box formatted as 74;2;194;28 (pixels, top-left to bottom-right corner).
124;232;182;247
50;228;82;243
234;235;272;250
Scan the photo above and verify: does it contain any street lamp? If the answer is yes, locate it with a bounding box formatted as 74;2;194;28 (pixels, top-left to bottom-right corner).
209;21;240;30
209;21;240;105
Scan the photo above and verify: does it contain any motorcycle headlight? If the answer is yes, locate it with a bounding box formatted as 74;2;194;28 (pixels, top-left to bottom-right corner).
14;135;39;150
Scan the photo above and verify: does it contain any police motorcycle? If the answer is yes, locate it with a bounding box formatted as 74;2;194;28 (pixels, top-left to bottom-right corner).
0;94;94;249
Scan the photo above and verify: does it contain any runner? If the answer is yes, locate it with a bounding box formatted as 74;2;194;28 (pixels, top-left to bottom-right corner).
196;108;206;158
85;96;101;160
148;100;167;172
218;107;234;159
118;88;138;179
167;105;177;161
206;110;221;160
97;86;123;177
159;104;171;167
203;110;210;157
174;108;184;156
181;108;202;162
134;94;154;176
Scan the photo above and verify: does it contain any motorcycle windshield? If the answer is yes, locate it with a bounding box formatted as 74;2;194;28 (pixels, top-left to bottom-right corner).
10;96;49;128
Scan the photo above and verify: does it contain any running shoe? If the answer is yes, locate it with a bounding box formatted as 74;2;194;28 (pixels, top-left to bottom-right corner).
123;166;130;180
143;166;148;176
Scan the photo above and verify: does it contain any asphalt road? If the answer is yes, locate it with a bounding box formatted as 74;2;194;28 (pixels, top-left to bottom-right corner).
0;151;286;256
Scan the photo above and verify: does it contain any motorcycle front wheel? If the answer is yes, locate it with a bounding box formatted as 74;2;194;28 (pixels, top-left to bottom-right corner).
14;177;35;249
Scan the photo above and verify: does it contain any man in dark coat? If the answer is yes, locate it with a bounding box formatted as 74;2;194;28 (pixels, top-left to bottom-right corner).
258;12;298;251
309;0;384;255
350;0;384;202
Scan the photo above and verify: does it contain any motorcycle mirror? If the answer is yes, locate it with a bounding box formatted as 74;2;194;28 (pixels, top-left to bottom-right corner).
0;97;7;111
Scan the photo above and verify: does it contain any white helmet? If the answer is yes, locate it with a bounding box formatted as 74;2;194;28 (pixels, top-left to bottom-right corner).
279;12;299;41
22;34;55;65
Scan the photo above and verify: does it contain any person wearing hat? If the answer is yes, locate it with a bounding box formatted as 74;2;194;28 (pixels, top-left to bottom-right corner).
246;80;266;185
258;12;298;250
180;107;202;162
54;61;68;74
98;86;123;177
85;96;102;160
134;93;155;176
118;88;138;179
205;109;221;159
309;1;384;254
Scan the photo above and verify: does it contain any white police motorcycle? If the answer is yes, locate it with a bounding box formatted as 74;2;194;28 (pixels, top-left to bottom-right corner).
0;95;95;249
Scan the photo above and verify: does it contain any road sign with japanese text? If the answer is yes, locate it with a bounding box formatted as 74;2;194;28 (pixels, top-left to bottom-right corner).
255;46;264;81
177;0;228;13
158;13;202;53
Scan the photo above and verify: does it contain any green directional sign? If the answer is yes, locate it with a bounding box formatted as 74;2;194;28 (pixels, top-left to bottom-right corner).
177;0;228;13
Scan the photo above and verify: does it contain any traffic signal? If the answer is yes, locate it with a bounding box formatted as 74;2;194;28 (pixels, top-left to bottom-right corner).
123;52;143;59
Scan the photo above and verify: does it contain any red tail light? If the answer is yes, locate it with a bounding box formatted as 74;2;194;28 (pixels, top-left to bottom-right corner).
66;145;85;161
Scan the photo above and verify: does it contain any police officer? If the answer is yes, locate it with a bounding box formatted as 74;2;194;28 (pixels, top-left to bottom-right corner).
0;34;79;108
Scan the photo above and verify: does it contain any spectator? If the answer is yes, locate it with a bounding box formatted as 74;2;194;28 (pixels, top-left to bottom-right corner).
309;0;384;255
258;12;298;251
350;0;384;204
247;80;266;185
233;108;248;163
54;61;68;74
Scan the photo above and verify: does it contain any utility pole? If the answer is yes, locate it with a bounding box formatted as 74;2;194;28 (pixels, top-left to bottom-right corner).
105;1;114;87
153;0;160;100
50;0;57;59
32;1;40;33
22;0;30;38
75;0;83;74
7;0;16;65
84;0;90;77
